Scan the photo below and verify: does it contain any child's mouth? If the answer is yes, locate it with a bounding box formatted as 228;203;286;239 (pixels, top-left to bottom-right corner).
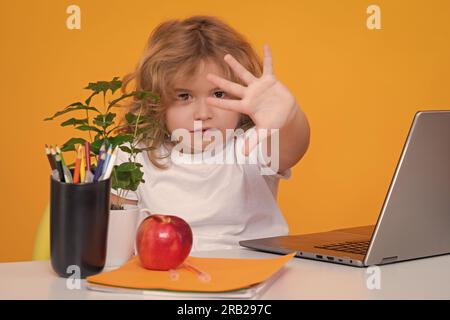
191;128;213;134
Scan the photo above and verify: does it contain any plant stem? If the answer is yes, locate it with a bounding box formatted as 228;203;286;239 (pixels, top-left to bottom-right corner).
117;188;124;210
103;92;108;141
130;101;144;163
85;109;93;143
114;98;146;210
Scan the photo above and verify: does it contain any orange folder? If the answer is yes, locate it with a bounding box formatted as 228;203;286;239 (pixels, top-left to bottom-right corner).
87;252;296;293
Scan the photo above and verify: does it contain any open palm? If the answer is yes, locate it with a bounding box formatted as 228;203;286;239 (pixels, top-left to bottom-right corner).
206;44;298;153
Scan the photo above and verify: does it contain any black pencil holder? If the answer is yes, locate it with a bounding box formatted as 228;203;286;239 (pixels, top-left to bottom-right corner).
50;173;111;279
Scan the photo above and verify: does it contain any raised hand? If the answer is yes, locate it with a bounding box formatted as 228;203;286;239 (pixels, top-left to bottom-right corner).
205;44;299;155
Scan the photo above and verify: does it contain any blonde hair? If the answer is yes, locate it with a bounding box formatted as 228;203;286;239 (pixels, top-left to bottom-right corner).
121;15;262;169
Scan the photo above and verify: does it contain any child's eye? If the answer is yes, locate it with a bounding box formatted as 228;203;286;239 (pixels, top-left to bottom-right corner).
213;91;226;99
177;93;191;101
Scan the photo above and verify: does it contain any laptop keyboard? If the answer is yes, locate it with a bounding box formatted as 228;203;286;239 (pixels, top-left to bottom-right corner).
315;240;370;255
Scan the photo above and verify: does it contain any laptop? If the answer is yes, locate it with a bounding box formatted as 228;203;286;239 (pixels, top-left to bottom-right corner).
240;110;450;267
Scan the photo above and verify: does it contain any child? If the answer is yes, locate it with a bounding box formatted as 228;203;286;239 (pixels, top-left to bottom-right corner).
111;15;310;252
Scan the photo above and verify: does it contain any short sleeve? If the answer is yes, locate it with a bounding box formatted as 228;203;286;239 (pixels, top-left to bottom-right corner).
109;148;140;202
238;126;292;180
267;167;292;180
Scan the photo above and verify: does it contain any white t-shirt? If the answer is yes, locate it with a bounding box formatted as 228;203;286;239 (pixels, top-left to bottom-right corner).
111;126;291;252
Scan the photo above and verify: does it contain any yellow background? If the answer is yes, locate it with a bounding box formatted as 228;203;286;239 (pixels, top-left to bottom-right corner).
1;0;449;262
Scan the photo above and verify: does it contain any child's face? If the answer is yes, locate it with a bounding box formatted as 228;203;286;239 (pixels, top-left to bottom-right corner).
166;60;241;153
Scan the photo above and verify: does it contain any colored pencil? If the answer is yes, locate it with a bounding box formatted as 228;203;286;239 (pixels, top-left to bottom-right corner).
50;145;64;181
55;145;72;183
50;145;57;163
45;144;56;170
92;142;106;181
63;166;73;183
85;168;94;183
55;145;65;166
51;169;60;181
73;145;82;184
98;142;106;159
101;146;118;180
55;154;65;183
101;145;113;177
83;141;94;183
94;142;106;170
80;147;86;183
85;141;91;171
93;151;106;182
84;141;94;182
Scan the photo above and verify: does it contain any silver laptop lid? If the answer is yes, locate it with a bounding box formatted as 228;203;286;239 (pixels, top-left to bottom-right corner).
365;111;450;265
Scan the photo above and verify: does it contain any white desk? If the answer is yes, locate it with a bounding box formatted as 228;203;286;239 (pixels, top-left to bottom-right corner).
1;248;449;299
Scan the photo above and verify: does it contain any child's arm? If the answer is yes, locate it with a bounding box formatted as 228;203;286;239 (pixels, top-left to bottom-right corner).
206;44;311;173
241;101;310;174
276;103;310;173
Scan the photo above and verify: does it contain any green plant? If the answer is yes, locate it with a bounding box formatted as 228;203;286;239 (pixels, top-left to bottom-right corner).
44;77;164;210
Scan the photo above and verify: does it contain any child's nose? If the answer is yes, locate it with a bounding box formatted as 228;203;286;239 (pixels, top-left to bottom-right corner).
193;98;213;121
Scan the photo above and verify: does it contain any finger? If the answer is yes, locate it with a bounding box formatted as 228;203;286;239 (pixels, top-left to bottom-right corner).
206;73;246;98
262;44;273;76
224;53;258;85
205;96;244;113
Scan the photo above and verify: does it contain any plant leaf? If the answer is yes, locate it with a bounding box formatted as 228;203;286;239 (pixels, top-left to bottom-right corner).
61;137;86;152
109;134;134;147
119;146;132;154
75;125;103;133
90;138;108;155
94;132;103;141
44;103;100;121
85;92;98;106
107;93;135;112
60;117;88;127
124;112;152;126
132;90;160;103
93;113;115;129
84;77;122;96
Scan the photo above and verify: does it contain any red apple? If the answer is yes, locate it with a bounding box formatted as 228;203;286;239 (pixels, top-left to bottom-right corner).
136;214;193;271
